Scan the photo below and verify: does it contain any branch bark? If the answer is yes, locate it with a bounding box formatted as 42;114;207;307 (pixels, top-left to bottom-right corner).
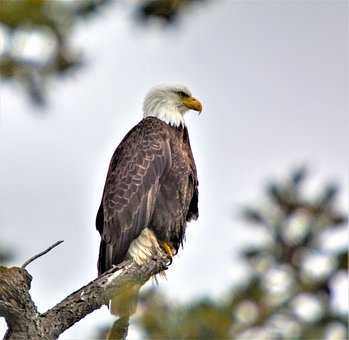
0;254;168;339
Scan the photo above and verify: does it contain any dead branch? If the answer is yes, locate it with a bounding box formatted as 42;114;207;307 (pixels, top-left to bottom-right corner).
21;240;64;268
0;244;168;340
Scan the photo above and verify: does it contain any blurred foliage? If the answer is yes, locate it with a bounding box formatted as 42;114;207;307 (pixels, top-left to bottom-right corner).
0;243;13;265
137;0;207;23
0;0;208;106
126;168;347;339
0;0;111;105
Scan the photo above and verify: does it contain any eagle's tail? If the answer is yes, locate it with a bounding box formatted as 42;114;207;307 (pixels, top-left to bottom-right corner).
100;228;169;316
98;240;141;316
106;288;140;340
110;283;141;316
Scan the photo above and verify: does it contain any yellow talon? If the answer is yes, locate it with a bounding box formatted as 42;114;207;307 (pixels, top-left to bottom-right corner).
162;241;174;258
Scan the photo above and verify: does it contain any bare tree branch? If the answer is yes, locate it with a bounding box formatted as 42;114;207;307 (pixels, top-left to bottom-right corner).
0;250;168;339
21;240;64;269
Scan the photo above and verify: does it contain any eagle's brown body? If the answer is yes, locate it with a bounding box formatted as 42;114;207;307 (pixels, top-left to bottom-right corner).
96;116;199;275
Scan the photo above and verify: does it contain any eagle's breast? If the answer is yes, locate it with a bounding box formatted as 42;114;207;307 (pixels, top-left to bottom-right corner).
149;123;198;250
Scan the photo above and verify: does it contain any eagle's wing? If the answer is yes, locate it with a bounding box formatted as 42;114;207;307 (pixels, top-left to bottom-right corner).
96;119;172;274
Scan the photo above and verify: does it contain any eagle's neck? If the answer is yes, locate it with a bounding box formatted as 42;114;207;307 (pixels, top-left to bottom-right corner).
143;99;185;127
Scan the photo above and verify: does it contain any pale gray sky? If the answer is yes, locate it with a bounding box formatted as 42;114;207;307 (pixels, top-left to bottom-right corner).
0;1;348;338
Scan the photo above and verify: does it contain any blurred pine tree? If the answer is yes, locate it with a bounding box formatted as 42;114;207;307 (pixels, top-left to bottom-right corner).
132;168;348;340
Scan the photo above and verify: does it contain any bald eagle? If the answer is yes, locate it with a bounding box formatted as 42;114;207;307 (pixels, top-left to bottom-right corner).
96;84;201;315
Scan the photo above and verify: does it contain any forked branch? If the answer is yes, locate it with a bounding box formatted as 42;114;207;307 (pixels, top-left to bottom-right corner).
0;242;168;340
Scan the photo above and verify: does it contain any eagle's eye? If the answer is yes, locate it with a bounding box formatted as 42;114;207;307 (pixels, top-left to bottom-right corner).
177;91;189;98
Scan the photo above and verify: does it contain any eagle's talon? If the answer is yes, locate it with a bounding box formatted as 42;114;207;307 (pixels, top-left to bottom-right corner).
161;241;174;257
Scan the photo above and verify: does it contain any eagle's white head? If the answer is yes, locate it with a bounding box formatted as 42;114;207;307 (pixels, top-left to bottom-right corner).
143;84;202;127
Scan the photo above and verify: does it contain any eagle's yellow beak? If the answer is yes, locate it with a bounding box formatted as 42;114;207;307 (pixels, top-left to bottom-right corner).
182;96;202;113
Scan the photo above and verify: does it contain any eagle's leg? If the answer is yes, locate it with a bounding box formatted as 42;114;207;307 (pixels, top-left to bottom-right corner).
128;228;174;266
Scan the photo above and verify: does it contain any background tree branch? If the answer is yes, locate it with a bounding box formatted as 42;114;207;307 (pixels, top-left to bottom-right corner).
0;0;210;106
0;247;168;340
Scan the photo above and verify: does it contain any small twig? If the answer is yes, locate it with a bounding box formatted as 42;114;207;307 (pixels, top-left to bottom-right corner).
22;240;64;268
